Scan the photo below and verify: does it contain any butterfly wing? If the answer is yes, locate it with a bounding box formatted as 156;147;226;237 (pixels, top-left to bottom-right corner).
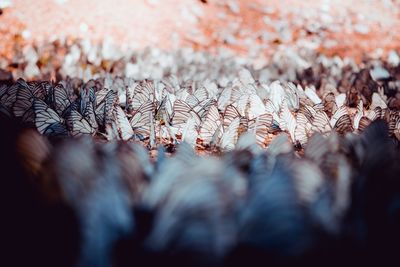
114;106;134;141
130;101;155;139
172;99;201;128
13;84;35;123
198;105;221;144
248;113;273;147
220;117;240;150
223;104;240;129
33;99;68;136
66;110;95;137
53;83;71;116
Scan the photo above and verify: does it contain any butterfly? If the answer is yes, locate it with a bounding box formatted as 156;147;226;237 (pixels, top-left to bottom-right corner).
247;113;274;147
198;104;222;145
128;80;155;112
219;116;240;150
172;99;201;130
279;104;297;142
113;105;134;141
13;82;36;123
33;99;68;136
95;90;117;128
330;106;353;134
66;109;96;137
49;83;71;116
130;101;155;139
294;112;311;146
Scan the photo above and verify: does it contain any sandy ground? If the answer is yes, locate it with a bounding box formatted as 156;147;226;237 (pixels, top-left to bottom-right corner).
0;0;400;62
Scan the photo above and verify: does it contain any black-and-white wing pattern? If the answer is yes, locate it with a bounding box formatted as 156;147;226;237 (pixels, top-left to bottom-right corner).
2;64;399;149
114;105;134;141
248;113;273;147
130;101;155;139
66;109;96;137
172;99;201;128
52;83;71;116
199;104;221;144
33;99;68;136
96;90;117;128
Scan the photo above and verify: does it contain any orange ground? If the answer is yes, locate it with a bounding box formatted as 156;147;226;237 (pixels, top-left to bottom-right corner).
0;0;399;63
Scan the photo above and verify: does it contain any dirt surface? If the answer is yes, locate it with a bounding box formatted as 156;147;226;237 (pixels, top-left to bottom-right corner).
0;0;400;63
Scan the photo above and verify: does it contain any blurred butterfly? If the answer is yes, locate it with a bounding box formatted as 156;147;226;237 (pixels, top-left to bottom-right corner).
330;106;353;134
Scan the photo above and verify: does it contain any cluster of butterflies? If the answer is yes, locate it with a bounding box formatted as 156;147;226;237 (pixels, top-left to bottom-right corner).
1;68;399;152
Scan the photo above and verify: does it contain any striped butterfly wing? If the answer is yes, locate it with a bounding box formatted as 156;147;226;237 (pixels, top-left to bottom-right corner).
131;80;155;111
331;106;353;134
300;104;317;121
248;113;273;147
387;112;398;137
304;86;322;105
83;102;98;130
79;86;96;115
223;104;240;129
199;105;222;144
52;83;71;116
358;117;372;133
394;116;400;140
0;84;8;99
172;99;201;128
126;81;138;114
96;90;117;127
295;112;311;146
154;96;169;123
285;82;300;111
312;111;332;135
219;116;240;150
0;83;18;110
194;85;209;102
181;115;199;146
330;106;348;128
366;107;383;121
186;86;208;107
194;99;216;118
246;94;266;120
279;104;297;142
33;99;68;136
66;110;95;137
130;101;155;139
114;105;134;141
95;88;109;106
334;114;353;134
28;80;48;100
13;83;35;123
186;94;201;108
